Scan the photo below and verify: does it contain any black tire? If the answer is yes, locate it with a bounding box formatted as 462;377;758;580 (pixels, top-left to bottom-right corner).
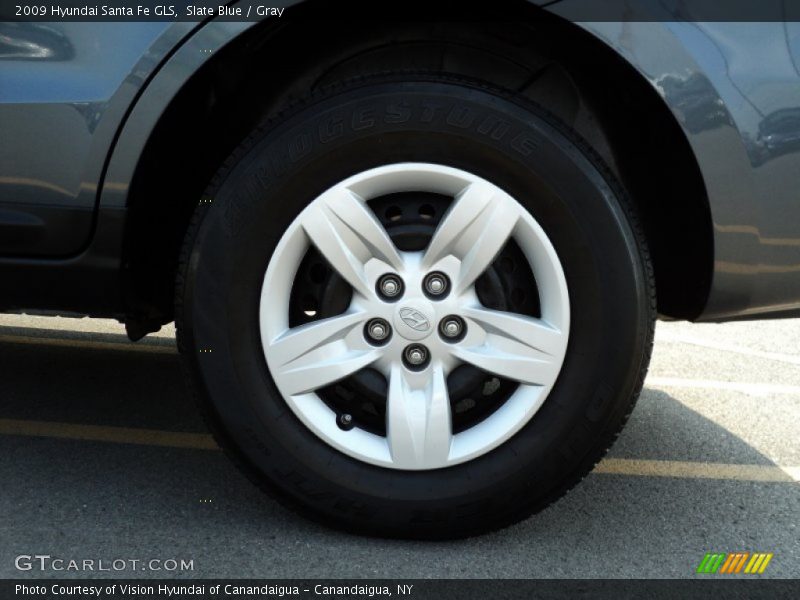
176;75;655;539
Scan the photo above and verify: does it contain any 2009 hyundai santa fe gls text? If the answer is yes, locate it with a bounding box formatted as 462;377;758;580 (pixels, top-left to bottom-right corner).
2;3;800;538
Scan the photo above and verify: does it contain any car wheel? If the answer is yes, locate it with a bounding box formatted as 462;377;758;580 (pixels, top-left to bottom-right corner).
176;76;655;539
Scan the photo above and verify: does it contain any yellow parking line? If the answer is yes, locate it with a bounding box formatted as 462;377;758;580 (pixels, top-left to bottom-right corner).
595;458;800;483
0;419;216;450
0;418;798;484
0;334;175;354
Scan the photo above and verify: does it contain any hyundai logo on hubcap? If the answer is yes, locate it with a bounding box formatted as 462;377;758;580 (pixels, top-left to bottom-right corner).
399;308;430;331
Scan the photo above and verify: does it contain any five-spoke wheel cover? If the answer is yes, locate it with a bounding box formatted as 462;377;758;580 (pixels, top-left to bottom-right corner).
259;163;570;470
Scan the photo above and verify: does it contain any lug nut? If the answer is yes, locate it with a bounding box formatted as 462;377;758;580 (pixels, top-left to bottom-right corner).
365;318;391;344
406;347;426;364
377;274;404;300
423;272;449;298
338;413;354;431
382;279;400;296
403;344;430;370
440;316;465;341
442;319;461;337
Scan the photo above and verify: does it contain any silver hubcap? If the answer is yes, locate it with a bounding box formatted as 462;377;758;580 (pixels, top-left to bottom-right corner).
260;163;570;470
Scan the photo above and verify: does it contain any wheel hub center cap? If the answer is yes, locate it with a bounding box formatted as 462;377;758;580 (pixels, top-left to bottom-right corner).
393;299;436;341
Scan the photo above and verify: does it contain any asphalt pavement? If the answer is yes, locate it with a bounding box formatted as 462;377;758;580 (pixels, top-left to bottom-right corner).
0;313;797;579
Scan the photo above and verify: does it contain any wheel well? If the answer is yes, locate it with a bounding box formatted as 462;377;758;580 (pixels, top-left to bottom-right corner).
123;1;713;325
